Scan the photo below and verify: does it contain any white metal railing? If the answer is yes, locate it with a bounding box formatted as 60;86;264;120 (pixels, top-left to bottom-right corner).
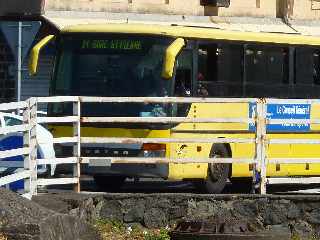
1;96;320;197
0;98;36;199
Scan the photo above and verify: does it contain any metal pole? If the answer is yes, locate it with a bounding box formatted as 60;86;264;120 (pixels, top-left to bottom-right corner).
17;21;22;102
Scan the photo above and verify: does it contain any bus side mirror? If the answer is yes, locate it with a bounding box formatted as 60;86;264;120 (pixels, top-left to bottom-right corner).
29;35;55;76
162;38;185;79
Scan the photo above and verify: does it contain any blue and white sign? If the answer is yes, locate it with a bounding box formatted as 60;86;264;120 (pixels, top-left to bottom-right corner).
249;103;311;132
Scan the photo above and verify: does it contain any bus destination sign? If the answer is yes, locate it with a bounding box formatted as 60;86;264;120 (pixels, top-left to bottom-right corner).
81;39;142;50
249;103;311;132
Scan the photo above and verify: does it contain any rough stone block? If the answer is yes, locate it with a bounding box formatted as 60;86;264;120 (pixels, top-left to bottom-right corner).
0;189;99;240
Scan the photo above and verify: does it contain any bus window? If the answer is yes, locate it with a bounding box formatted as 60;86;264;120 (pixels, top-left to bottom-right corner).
174;50;192;97
294;47;320;98
244;45;289;98
197;42;243;97
174;50;193;117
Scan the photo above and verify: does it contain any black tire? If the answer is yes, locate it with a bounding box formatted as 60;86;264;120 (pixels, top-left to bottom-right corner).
93;175;126;192
195;145;230;194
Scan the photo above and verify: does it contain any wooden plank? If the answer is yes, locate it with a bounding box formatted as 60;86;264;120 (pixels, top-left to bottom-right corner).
81;137;255;144
0;148;29;159
82;117;254;124
37;96;79;103
81;157;254;164
266;99;320;104
269;139;320;144
38;116;78;123
37;157;78;165
37;177;78;186
21;192;32;200
53;137;78;144
267;177;320;185
0;101;27;111
80;96;257;104
268;119;320;124
0;170;31;187
268;158;320;164
0;124;29;135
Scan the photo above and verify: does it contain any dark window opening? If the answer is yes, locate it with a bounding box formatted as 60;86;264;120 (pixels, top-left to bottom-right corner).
197;42;243;97
244;45;289;98
294;47;320;98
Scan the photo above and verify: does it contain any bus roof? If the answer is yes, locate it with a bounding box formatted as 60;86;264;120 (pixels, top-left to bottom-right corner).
43;12;320;46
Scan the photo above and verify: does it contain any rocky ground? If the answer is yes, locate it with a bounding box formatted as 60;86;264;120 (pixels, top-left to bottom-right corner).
32;193;320;239
1;189;320;239
0;189;99;240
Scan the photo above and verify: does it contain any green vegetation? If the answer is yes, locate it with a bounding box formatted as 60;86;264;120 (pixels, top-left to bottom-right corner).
93;219;170;240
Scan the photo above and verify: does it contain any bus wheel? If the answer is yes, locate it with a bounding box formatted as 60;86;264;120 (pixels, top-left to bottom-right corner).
203;145;230;193
93;175;126;192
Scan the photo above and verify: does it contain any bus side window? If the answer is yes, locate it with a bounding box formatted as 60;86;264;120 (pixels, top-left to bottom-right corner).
244;45;289;98
314;51;320;85
174;50;192;97
294;47;320;98
197;42;243;97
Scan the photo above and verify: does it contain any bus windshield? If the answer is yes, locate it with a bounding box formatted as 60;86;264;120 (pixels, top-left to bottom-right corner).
50;34;175;118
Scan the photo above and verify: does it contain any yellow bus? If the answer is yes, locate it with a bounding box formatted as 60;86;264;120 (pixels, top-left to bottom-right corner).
30;18;320;193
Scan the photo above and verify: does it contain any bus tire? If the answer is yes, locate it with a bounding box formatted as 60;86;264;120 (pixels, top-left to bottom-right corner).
93;175;126;192
201;144;230;194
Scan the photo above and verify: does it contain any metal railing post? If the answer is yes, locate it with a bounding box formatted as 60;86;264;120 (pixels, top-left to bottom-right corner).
255;100;267;194
23;97;38;197
73;97;81;192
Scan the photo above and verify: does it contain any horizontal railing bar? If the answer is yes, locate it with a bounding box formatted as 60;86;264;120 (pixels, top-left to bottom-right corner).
38;116;78;123
0;148;29;159
0;161;24;168
0;124;29;135
268;139;320;144
81;157;255;164
37;96;79;103
0;101;27;111
38;157;78;165
37;178;79;186
268;158;320;164
267;177;320;185
268;119;320;124
81;137;255;144
79;96;258;104
0;170;31;187
265;98;320;104
21;192;32;200
82;117;254;124
53;137;78;144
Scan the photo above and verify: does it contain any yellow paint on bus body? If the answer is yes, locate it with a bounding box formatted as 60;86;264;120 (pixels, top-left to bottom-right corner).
48;22;320;181
50;101;320;180
61;23;320;46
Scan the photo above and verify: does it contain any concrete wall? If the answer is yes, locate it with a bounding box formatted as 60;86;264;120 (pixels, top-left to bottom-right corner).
1;0;320;20
42;0;320;19
286;0;320;20
44;0;277;17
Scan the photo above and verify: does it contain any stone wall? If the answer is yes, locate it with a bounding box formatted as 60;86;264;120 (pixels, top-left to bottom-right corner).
33;193;320;239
